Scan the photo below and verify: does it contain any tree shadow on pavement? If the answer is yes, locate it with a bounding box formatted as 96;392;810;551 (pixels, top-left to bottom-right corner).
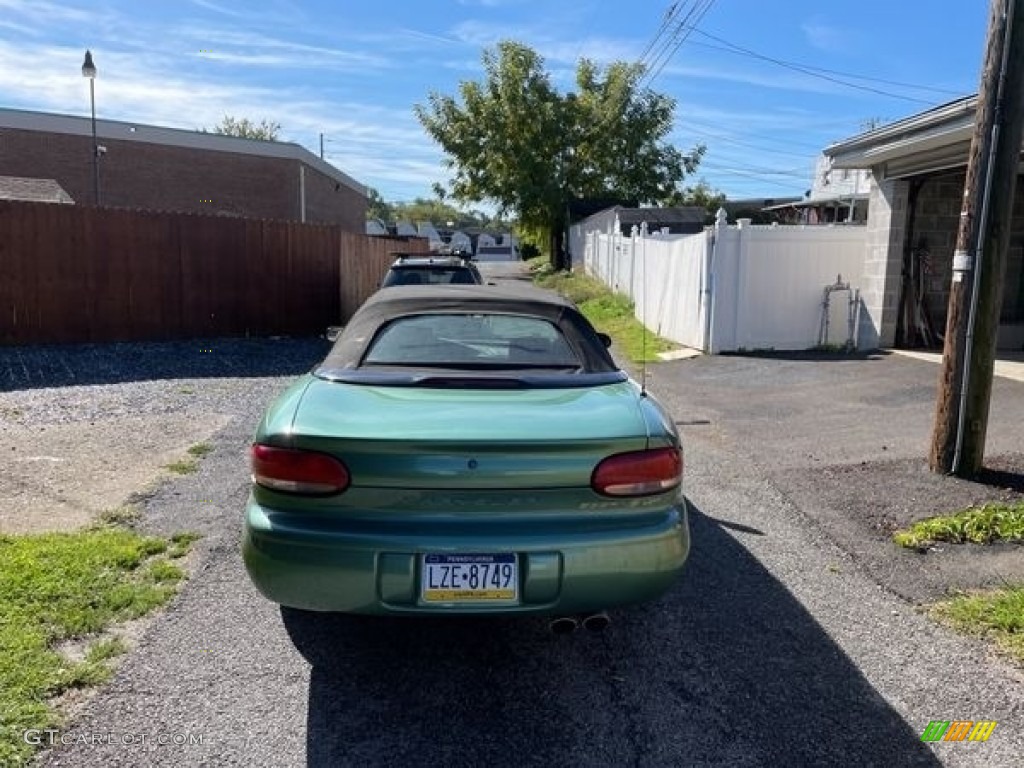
0;337;330;391
282;503;940;767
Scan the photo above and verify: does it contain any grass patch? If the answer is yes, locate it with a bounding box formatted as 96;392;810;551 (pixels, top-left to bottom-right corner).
532;268;676;364
94;504;141;528
931;586;1024;663
168;532;201;559
165;442;213;475
164;458;198;475
892;501;1024;549
0;528;196;765
86;637;128;663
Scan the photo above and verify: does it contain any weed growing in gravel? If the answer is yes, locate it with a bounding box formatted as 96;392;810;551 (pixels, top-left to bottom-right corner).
892;501;1024;548
531;266;676;364
165;443;214;475
165;458;198;475
932;587;1024;664
0;529;195;765
897;502;1024;664
94;504;141;527
169;532;201;559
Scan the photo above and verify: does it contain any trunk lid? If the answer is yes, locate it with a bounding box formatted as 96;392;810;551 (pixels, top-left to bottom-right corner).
278;378;648;489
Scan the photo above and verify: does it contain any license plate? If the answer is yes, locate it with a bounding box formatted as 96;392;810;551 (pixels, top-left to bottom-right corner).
420;553;518;603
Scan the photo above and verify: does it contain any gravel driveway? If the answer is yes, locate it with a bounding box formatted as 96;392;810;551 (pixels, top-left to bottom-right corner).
0;338;329;534
5;273;1023;767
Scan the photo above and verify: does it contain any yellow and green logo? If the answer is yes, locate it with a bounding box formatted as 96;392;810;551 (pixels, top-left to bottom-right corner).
921;720;997;742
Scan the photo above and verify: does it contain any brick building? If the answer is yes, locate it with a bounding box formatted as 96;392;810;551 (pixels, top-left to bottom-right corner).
0;107;366;230
826;96;1024;351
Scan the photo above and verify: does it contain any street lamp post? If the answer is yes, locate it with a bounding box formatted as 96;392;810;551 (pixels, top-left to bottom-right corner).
81;50;99;205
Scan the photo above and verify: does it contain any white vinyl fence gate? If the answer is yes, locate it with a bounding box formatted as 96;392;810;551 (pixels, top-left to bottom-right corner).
578;217;869;353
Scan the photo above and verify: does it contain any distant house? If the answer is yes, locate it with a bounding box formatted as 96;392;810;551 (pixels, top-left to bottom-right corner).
0;107;367;230
394;220;418;237
0;175;74;204
762;156;870;224
365;218;388;236
416;221;444;251
724;196;803;224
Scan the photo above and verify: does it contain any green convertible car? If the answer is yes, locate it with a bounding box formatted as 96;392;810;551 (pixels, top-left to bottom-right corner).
242;283;689;631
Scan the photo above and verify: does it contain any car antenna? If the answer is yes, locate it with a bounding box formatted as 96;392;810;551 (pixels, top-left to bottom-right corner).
640;222;648;398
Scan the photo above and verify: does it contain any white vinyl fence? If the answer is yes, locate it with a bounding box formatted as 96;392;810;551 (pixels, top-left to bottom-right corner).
581;217;869;353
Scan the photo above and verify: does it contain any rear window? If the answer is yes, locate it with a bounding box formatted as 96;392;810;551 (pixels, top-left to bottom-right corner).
362;314;580;369
382;267;477;287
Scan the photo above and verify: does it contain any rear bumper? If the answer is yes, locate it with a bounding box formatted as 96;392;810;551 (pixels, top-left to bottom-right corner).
242;498;689;615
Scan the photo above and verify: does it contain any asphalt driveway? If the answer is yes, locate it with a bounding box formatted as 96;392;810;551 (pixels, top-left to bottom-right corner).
14;276;1022;767
643;349;1024;604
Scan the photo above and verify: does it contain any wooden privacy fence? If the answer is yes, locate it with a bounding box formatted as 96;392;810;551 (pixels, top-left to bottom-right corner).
0;201;427;345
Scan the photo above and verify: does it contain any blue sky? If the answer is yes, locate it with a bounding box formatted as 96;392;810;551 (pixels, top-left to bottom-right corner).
0;0;989;206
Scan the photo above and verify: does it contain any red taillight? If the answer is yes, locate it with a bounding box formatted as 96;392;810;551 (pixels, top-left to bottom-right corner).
591;447;682;497
251;444;350;495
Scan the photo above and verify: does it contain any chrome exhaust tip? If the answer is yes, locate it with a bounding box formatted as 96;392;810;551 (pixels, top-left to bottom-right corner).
549;616;579;635
581;611;610;632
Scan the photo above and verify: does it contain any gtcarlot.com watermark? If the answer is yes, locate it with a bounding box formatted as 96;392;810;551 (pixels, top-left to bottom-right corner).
24;729;204;747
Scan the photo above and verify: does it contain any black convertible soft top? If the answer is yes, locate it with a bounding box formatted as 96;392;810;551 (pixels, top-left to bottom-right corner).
315;283;624;384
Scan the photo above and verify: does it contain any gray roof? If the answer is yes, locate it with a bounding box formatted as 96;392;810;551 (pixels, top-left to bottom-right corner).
0;107;366;196
615;206;705;226
0;175;74;203
825;96;978;178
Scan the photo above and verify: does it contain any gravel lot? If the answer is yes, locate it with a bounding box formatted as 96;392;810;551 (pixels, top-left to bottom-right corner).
0;338;329;534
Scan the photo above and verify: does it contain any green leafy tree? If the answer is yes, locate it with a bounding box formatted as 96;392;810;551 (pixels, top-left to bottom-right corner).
673;179;727;223
366;190;513;233
204;116;281;141
366;187;393;222
415;40;704;266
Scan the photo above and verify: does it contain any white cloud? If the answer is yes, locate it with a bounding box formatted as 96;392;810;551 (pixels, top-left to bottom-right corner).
0;38;445;197
179;27;393;70
188;0;246;17
656;61;850;98
0;0;104;26
801;21;852;52
0;18;38;36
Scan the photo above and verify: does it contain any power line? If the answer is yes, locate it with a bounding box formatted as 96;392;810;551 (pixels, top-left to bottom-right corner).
699;162;810;179
699;167;805;192
683;28;943;105
636;2;685;69
583;1;692;140
676;119;825;156
640;1;697;74
684;37;967;98
642;0;718;87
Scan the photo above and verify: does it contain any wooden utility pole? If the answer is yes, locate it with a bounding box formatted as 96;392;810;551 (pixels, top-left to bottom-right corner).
930;0;1024;476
